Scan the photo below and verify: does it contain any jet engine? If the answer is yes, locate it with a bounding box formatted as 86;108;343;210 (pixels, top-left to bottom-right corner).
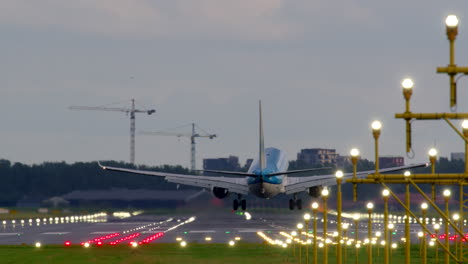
212;187;229;199
308;186;323;198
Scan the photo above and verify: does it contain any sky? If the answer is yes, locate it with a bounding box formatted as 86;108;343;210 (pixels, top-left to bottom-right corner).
1;1;468;169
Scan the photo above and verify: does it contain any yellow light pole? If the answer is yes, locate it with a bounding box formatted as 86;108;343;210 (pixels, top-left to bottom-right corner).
401;78;414;153
443;189;451;264
428;148;438;201
371;121;382;175
353;213;360;264
436;14;465;108
292;231;298;257
460;120;468;260
434;223;440;264
312;202;319;264
366;202;374;264
382;189;390;264
391;243;398;259
418;231;424;257
343;223;349;264
304;213;311;264
351;148;360;201
388;223;394;264
322;188;329;264
421;202;428;264
335;170;344;264
403;170;411;264
376;232;381;257
298;223;304;264
452;213;460;259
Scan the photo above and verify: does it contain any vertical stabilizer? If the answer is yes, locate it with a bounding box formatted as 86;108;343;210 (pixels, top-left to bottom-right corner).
259;101;266;171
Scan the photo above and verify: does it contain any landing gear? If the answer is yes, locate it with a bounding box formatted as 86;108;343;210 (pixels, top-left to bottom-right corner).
289;194;302;210
233;195;247;211
297;199;302;210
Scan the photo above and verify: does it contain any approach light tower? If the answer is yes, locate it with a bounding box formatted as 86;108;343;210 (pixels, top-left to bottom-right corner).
140;123;216;171
69;99;156;164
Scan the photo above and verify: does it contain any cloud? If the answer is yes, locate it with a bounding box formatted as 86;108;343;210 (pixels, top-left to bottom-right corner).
0;0;375;40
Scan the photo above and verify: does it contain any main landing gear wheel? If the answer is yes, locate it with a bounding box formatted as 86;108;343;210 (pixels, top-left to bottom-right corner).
233;199;239;210
296;199;302;210
241;200;247;210
288;199;302;210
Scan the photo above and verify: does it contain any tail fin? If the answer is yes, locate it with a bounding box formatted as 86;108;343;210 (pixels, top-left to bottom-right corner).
259;101;266;171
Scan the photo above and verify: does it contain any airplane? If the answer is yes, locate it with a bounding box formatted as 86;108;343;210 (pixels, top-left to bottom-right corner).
99;101;427;210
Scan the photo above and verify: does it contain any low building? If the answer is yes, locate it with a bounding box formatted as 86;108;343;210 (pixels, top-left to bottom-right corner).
203;156;241;171
297;148;338;166
379;156;404;169
451;152;465;162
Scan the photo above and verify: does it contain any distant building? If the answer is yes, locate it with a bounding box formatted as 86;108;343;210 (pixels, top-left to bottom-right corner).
336;155;352;167
244;159;254;171
203;156;241;171
451;152;465;162
379;156;404;169
297;148;338;166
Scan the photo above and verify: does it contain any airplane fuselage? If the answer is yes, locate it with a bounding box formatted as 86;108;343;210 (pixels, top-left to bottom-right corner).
247;147;288;198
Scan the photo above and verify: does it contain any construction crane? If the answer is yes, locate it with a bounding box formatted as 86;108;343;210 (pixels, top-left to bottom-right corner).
140;123;216;171
69;99;156;164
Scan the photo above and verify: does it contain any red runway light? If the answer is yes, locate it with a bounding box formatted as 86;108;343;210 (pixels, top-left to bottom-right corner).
64;241;71;246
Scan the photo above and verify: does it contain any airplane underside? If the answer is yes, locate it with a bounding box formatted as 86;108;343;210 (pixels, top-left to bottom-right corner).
231;182;304;211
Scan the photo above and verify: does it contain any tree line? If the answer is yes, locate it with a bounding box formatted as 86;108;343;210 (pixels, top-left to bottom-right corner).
0;157;463;205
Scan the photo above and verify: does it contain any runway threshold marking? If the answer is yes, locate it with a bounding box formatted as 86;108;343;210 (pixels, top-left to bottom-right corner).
41;232;70;235
189;230;215;233
239;229;262;233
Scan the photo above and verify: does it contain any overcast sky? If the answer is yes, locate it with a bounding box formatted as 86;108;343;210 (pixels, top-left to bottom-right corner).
1;1;468;169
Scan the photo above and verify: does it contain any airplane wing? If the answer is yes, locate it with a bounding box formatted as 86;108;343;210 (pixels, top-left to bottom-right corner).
199;167;331;177
284;163;428;195
99;163;249;195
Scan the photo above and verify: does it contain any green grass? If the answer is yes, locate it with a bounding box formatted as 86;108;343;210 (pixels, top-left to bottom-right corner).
0;243;447;264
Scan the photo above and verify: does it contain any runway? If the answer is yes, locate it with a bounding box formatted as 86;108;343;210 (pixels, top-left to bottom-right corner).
0;209;446;246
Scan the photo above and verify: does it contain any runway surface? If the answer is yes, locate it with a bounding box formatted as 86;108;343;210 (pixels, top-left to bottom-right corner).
0;209;445;246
